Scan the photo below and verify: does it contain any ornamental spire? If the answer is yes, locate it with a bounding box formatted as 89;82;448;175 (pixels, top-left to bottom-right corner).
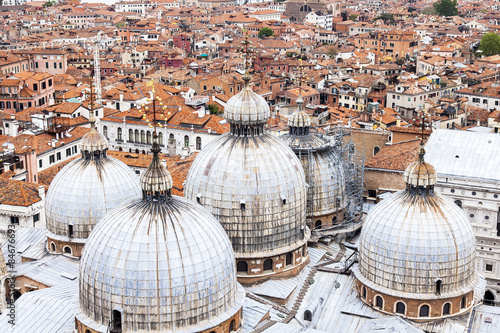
239;29;256;85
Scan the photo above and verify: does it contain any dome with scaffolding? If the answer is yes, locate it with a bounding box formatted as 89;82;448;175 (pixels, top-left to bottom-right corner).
184;69;310;284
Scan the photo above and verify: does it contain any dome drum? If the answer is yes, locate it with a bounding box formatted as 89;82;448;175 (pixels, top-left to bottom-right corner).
354;277;475;321
46;236;83;258
235;244;309;285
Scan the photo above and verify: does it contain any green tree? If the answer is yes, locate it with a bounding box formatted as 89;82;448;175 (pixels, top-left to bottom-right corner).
208;103;221;115
478;32;500;57
349;14;358;21
433;0;458;17
258;27;273;38
374;13;395;24
327;47;338;59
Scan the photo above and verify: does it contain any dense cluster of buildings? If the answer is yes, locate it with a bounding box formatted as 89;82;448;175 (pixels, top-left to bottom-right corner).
0;0;498;332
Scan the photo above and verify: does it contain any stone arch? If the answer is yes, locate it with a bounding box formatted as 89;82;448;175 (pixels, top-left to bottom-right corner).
375;295;384;310
300;4;312;12
443;302;451;315
237;261;248;272
419;304;430;317
395;301;406;315
263;259;273;271
485;290;495;306
63;246;72;255
50;242;56;252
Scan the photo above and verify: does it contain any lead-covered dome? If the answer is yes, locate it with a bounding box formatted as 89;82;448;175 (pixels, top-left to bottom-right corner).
45;116;141;255
356;144;477;299
185;71;309;282
77;134;244;333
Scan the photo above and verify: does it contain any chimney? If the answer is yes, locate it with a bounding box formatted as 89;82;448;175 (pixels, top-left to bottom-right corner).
181;146;189;158
119;92;124;102
38;186;45;200
396;115;401;127
168;138;176;156
198;105;206;118
56;132;59;140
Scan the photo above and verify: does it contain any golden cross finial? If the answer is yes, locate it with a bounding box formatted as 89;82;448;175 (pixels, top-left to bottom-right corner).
238;29;256;71
412;110;432;160
139;84;168;136
294;48;309;99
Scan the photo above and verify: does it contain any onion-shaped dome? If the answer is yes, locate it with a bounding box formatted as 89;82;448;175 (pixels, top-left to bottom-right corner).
77;133;244;332
280;98;346;220
355;143;477;298
185;73;309;259
45;113;141;246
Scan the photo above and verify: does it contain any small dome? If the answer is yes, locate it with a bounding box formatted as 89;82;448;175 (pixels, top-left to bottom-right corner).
357;190;476;297
404;160;437;187
140;145;172;193
79;129;108;153
45;156;142;242
78;196;244;332
288;110;311;128
223;80;271;126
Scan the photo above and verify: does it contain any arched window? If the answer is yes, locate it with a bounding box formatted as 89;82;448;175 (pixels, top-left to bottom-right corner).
63;246;72;255
117;127;122;141
461;296;467;309
454;200;462;208
158;132;164;146
302;246;306;257
375;296;383;309
443;302;451;315
419;304;430;317
184;135;189;147
286;252;292;266
304;310;312;321
196;136;202;150
373;146;380;156
332;216;337;224
112;309;122;333
85;330;91;333
263;259;273;271
129;129;133;142
229;319;236;332
362;286;367;299
134;129;139;143
147;131;152;145
396;302;405;315
103;126;108;139
484;290;495;306
50;242;56;252
237;261;248;272
141;130;145;143
436;279;442;295
315;220;322;229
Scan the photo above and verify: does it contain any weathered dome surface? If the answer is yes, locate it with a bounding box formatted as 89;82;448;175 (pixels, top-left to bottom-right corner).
45;156;141;241
356;186;477;299
288;110;311;128
79;129;108;153
184;134;309;257
223;82;271;125
77;195;245;332
403;160;437;187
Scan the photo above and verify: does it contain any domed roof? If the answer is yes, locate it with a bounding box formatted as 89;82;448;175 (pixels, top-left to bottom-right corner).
288;110;311;128
78;134;244;332
185;134;309;257
80;103;108;154
403;146;436;187
355;144;477;299
45;120;141;243
223;75;271;126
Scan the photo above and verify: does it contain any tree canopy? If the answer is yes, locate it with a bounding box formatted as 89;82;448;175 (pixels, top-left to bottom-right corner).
349;14;358;21
373;13;395;24
258;27;273;38
433;0;458;17
479;32;500;57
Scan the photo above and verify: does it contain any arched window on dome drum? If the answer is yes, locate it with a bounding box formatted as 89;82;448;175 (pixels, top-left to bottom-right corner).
237;261;248;272
263;259;273;271
128;129;133;142
85;330;91;333
485;291;495;306
229;319;236;332
332;216;337;224
103;126;108;139
302;246;306;257
396;302;405;315
373;146;381;156
68;225;73;238
117;127;122;141
454;200;462;208
111;309;122;333
362;287;367;300
63;246;72;255
436;279;442;295
196;136;201;150
419;305;430;317
461;296;467;309
375;296;383;309
184;135;189;147
141;130;145;143
50;242;56;252
147;131;152;145
443;302;451;315
315;220;322;229
286;252;292;266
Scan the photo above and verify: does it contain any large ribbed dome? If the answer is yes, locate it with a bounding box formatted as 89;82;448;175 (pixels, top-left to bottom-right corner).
185;72;309;264
77;134;244;332
45;128;141;245
356;147;477;299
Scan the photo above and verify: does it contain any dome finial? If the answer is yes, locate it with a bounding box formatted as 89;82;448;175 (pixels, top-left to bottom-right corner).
288;57;311;134
139;85;172;201
79;79;108;158
239;29;255;86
